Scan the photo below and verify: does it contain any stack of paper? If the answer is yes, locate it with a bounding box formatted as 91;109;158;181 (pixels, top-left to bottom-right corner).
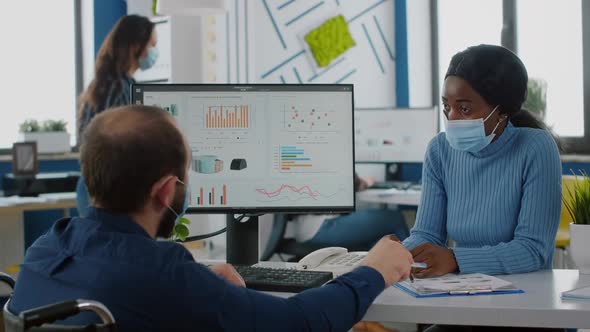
396;273;523;298
39;192;77;202
562;285;590;300
0;195;48;207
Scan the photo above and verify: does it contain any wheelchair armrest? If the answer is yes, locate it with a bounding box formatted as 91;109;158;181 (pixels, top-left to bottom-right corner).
21;299;115;330
0;272;15;289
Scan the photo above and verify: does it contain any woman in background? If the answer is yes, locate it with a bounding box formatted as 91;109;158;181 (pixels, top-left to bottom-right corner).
76;15;157;216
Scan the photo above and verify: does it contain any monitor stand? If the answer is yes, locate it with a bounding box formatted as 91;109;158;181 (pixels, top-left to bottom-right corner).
226;214;259;265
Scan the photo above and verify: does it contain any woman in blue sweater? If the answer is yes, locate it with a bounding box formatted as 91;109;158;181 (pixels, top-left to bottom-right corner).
403;44;562;280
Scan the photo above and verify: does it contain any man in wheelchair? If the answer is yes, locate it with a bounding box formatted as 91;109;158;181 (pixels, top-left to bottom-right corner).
9;105;413;331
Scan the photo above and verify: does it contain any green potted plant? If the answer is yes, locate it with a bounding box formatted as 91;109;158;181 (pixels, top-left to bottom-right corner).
563;172;590;274
523;78;547;120
173;217;191;242
19;119;70;154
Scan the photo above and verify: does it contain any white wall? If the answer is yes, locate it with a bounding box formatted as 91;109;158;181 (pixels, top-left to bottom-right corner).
81;0;95;90
407;0;433;107
219;0;433;107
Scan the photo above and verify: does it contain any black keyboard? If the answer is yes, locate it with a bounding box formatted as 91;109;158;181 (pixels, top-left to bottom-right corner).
370;181;413;190
234;265;333;293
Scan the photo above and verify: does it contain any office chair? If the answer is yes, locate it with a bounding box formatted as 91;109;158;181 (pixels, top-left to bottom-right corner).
555;175;578;269
0;273;117;332
261;213;392;262
261;214;328;261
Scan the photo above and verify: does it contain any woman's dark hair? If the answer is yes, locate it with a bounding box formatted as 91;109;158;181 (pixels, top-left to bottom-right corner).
78;15;154;127
445;44;546;130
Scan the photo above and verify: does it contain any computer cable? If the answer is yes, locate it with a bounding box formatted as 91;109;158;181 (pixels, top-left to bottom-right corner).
177;227;227;242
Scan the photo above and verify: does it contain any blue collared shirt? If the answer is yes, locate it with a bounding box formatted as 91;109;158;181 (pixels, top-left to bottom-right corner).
10;208;385;331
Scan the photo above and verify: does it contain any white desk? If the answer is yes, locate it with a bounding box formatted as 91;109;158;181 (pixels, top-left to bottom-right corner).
368;269;590;328
263;269;590;328
0;193;76;273
357;188;421;206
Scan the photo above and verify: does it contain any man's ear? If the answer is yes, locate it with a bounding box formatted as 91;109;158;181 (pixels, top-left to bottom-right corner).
151;175;176;208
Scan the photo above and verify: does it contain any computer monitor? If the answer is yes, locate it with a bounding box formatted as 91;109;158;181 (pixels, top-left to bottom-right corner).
132;84;356;214
354;108;439;163
132;84;356;264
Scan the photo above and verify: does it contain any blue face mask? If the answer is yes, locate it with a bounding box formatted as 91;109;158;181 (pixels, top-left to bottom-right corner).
444;105;504;153
167;178;190;225
139;47;158;70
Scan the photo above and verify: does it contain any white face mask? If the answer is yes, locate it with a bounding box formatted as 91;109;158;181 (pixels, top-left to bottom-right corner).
444;105;504;152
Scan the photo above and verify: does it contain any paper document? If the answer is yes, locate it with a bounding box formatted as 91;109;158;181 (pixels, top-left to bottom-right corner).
0;195;48;207
38;192;77;202
562;285;590;300
396;273;522;297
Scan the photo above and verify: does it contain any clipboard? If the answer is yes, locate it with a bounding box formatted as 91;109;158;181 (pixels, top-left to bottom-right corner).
561;285;590;300
395;273;525;298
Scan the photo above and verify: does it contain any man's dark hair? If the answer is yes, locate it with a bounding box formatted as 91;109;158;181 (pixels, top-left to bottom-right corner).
80;105;188;213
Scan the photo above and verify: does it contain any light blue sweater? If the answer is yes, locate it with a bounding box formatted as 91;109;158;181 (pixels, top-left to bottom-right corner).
403;122;562;275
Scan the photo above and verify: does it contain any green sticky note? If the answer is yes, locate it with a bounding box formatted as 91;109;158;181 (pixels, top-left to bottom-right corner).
305;15;356;67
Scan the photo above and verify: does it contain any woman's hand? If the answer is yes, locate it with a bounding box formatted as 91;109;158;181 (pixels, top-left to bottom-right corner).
410;243;458;278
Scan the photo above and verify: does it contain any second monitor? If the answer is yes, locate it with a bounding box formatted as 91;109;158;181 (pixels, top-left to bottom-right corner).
132;84;356;214
354;107;439;163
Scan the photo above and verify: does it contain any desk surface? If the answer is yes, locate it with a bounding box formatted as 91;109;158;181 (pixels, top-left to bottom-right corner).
357;188;421;206
365;269;590;328
0;193;76;214
263;269;590;328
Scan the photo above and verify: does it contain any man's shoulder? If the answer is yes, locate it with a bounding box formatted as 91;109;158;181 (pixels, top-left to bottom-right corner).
27;216;193;269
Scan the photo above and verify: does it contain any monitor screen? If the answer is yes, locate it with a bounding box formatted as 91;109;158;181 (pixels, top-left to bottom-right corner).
354;108;438;163
132;84;355;214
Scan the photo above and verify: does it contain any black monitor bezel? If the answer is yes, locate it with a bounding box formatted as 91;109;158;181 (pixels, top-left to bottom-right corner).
131;83;356;214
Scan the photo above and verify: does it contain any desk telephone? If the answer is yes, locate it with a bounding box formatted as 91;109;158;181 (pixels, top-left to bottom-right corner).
297;247;368;277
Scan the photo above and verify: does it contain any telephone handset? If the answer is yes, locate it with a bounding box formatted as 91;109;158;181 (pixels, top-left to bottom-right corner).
297;247;368;278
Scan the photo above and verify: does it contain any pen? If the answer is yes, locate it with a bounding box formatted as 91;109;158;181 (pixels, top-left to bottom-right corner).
412;262;427;269
409;262;427;283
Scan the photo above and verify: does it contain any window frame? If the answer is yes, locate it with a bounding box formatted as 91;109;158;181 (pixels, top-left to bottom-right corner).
559;0;590;154
0;0;82;155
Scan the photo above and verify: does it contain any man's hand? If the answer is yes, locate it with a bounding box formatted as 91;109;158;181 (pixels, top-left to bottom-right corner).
209;264;246;287
410;243;458;278
360;235;413;286
356;176;376;192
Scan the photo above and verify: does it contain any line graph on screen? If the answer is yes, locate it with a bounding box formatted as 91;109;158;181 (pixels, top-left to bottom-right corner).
255;184;346;202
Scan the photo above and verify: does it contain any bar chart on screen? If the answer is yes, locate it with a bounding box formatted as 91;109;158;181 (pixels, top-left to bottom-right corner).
194;184;229;206
277;145;313;171
205;105;251;129
273;144;344;174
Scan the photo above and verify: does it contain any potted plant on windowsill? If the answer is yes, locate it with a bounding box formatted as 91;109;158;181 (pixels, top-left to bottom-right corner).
523;78;547;120
19;119;70;154
563;172;590;274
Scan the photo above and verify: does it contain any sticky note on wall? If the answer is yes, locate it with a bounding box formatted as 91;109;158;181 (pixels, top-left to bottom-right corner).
304;15;356;67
